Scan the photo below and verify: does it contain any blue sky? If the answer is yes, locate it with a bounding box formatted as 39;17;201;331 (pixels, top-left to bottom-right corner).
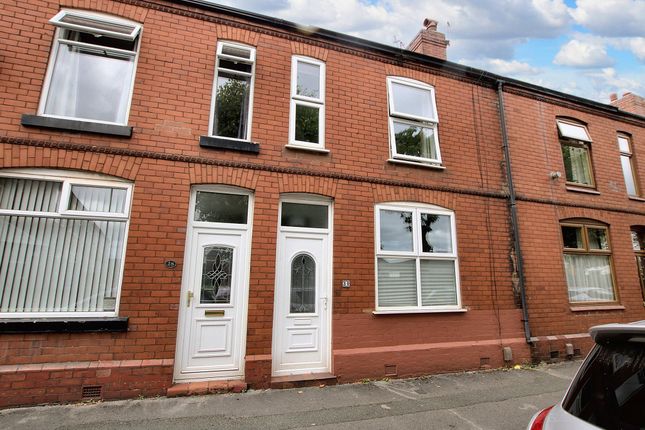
212;0;645;104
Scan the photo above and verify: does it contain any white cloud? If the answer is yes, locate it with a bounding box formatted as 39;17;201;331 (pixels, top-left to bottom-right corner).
609;37;645;61
570;0;645;37
460;58;541;76
554;39;614;68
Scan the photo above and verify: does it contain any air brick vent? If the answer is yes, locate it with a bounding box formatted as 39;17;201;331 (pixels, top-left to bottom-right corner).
81;385;103;399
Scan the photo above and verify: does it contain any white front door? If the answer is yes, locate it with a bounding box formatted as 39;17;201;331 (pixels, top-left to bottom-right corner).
272;198;332;376
174;187;252;381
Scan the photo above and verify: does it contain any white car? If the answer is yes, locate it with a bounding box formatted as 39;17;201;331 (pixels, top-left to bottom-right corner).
527;320;645;430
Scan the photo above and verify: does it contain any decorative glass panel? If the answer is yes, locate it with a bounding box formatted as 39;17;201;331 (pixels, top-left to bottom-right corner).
379;209;413;252
290;253;316;313
557;121;591;142
564;254;614;302
377;258;418;307
213;72;251;139
391;82;435;120
420;213;452;253
296;61;320;99
201;246;233;304
69;185;126;213
393;121;437;160
0;178;61;212
637;255;645;302
587;228;609;250
562;226;584;249
194;192;248;224
621;155;638;196
281;202;327;228
562;144;592;185
294;104;320;143
420;260;457;306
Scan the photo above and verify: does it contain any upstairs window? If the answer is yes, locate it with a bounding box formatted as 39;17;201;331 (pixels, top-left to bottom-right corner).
618;134;640;197
631;227;645;303
386;77;441;165
289;56;326;149
0;170;132;317
40;10;141;125
561;220;616;303
210;41;256;141
557;119;595;188
375;203;460;312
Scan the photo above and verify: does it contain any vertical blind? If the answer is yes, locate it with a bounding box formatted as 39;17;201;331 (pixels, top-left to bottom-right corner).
0;177;128;314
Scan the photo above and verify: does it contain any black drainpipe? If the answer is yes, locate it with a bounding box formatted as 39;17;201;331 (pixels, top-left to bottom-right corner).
496;80;532;343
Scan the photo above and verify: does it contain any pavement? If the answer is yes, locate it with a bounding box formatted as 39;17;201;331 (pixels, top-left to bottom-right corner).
0;360;581;430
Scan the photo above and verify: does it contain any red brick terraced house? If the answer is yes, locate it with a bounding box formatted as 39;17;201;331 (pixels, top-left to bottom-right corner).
0;0;643;408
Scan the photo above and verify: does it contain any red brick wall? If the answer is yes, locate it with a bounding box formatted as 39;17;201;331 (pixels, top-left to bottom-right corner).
4;0;640;407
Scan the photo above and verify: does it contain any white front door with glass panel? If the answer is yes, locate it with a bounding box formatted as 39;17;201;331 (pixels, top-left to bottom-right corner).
273;198;332;376
174;187;252;381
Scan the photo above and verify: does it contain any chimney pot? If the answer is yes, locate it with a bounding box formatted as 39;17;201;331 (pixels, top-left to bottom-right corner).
423;18;438;30
610;93;617;102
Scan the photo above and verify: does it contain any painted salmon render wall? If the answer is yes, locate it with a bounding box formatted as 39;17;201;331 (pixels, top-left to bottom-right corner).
0;0;643;408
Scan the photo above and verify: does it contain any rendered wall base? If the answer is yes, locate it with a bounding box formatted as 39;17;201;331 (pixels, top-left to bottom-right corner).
0;360;173;408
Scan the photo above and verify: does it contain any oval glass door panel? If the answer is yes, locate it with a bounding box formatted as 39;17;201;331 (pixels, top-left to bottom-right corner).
290;253;316;313
201;246;233;304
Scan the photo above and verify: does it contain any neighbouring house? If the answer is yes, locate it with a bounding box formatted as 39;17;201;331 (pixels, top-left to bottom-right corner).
0;0;643;408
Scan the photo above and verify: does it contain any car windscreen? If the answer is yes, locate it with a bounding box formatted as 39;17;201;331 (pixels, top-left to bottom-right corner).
562;340;645;430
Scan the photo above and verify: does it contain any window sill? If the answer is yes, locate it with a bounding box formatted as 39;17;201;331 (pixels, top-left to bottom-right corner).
570;304;625;312
628;196;645;202
0;317;128;333
565;185;600;195
373;308;467;315
21;114;132;137
199;135;260;153
387;158;446;170
285;144;330;154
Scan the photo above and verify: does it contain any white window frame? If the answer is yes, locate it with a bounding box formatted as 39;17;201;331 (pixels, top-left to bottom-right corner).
618;134;640;197
208;41;256;142
288;56;326;151
374;202;462;314
386;77;441;165
38;9;142;126
0;169;133;319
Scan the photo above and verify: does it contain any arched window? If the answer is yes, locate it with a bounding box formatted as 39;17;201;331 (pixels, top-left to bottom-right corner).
0;169;132;316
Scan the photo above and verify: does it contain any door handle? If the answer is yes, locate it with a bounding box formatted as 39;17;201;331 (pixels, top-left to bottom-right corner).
321;297;328;310
186;291;194;307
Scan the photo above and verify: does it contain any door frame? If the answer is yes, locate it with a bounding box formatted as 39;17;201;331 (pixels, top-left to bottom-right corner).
173;184;254;382
272;194;333;376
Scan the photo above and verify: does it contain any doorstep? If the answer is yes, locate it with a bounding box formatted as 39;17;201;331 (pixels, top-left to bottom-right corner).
166;380;247;397
270;373;338;389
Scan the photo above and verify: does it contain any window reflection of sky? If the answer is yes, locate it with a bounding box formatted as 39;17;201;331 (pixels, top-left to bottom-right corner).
380;209;412;251
422;214;452;253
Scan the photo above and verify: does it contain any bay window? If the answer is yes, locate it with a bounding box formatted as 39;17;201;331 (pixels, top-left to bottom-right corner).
40;10;141;125
561;220;616;303
386;77;441;165
289;56;326;149
557;119;595;188
375;203;461;312
0;170;132;317
210;41;256;141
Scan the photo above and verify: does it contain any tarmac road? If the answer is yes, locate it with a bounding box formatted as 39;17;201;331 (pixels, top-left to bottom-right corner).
0;361;581;430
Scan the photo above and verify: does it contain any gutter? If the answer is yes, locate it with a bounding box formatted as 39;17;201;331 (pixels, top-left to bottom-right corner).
497;80;532;344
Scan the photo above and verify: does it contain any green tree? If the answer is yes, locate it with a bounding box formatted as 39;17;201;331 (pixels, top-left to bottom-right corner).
214;77;249;139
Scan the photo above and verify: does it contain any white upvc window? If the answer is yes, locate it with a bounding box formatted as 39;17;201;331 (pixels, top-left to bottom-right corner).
386;77;441;165
618;134;640;197
39;10;142;125
209;41;256;141
0;169;133;318
374;202;461;313
288;56;326;150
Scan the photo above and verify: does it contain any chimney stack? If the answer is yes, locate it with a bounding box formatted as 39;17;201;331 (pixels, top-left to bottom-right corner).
610;92;645;117
407;18;449;60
